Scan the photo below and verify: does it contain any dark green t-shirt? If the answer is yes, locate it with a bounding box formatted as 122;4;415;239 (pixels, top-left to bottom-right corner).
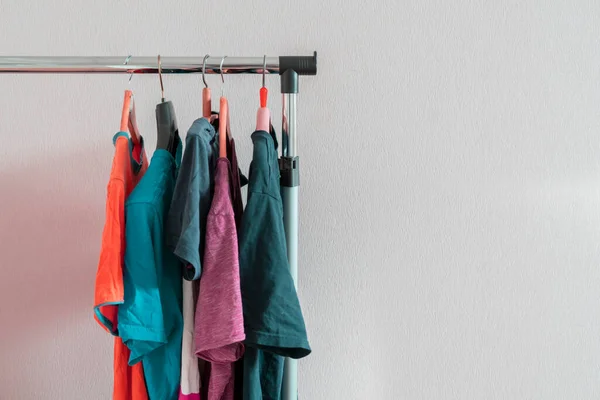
239;130;311;400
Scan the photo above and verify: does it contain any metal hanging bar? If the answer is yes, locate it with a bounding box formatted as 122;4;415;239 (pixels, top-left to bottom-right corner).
0;53;317;75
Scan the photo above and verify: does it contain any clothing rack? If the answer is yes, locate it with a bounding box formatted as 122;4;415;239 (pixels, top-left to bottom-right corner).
0;53;317;400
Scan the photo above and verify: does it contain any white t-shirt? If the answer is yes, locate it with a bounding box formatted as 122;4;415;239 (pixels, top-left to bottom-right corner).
180;279;201;399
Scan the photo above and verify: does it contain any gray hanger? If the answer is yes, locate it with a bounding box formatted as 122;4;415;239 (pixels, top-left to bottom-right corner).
155;55;179;156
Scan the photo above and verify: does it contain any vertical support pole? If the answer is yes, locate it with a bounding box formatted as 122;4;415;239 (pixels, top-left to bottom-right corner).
280;68;299;400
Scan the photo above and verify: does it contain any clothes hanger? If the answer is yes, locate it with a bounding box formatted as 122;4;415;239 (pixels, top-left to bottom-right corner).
256;55;270;132
120;56;141;147
202;54;212;119
218;56;228;159
155;55;180;156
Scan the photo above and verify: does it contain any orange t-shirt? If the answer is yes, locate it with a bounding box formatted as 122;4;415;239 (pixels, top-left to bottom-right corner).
94;132;148;400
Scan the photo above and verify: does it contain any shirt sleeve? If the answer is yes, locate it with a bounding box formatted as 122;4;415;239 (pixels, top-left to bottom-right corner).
195;207;245;363
118;202;167;366
166;134;205;280
239;194;311;360
93;178;126;335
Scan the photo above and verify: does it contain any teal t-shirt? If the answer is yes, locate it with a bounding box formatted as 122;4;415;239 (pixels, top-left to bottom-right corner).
119;143;183;400
240;130;311;400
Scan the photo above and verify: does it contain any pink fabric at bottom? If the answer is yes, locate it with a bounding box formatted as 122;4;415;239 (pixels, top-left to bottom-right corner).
179;389;201;400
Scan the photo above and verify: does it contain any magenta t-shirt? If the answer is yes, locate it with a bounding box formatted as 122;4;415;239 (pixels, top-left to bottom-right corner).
195;157;245;400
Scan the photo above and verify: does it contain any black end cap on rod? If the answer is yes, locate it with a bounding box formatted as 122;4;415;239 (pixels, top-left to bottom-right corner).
279;51;317;94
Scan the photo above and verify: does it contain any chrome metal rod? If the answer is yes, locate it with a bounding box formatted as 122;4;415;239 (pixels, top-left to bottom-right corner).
281;94;298;157
0;56;280;74
286;94;298;157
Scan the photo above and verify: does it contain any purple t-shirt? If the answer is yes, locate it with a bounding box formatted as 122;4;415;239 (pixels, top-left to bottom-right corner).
195;157;245;400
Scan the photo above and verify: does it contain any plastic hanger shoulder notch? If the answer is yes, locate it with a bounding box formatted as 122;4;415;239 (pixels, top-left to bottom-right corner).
155;55;180;157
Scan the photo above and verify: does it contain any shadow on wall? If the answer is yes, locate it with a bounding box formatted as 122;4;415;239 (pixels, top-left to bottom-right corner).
0;147;107;394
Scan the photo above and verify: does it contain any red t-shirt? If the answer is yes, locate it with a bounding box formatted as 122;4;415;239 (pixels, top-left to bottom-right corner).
93;132;149;400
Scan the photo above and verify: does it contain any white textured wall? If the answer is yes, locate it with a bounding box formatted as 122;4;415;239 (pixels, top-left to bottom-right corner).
1;1;599;399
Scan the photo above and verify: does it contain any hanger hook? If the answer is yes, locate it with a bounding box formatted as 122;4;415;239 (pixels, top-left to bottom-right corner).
158;55;165;101
220;56;227;96
262;55;266;88
202;54;209;88
123;55;133;83
220;56;227;85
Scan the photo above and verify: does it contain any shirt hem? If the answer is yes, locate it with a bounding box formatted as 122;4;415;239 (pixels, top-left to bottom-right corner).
244;330;311;359
119;323;168;345
173;242;201;280
93;301;123;335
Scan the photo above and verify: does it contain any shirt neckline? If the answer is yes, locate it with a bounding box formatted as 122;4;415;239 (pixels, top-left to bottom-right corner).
113;131;145;176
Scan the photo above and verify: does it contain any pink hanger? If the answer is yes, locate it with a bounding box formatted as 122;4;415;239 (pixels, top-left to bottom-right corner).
120;89;142;162
202;55;212;119
219;57;228;158
120;57;140;145
120;90;141;147
219;97;228;158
